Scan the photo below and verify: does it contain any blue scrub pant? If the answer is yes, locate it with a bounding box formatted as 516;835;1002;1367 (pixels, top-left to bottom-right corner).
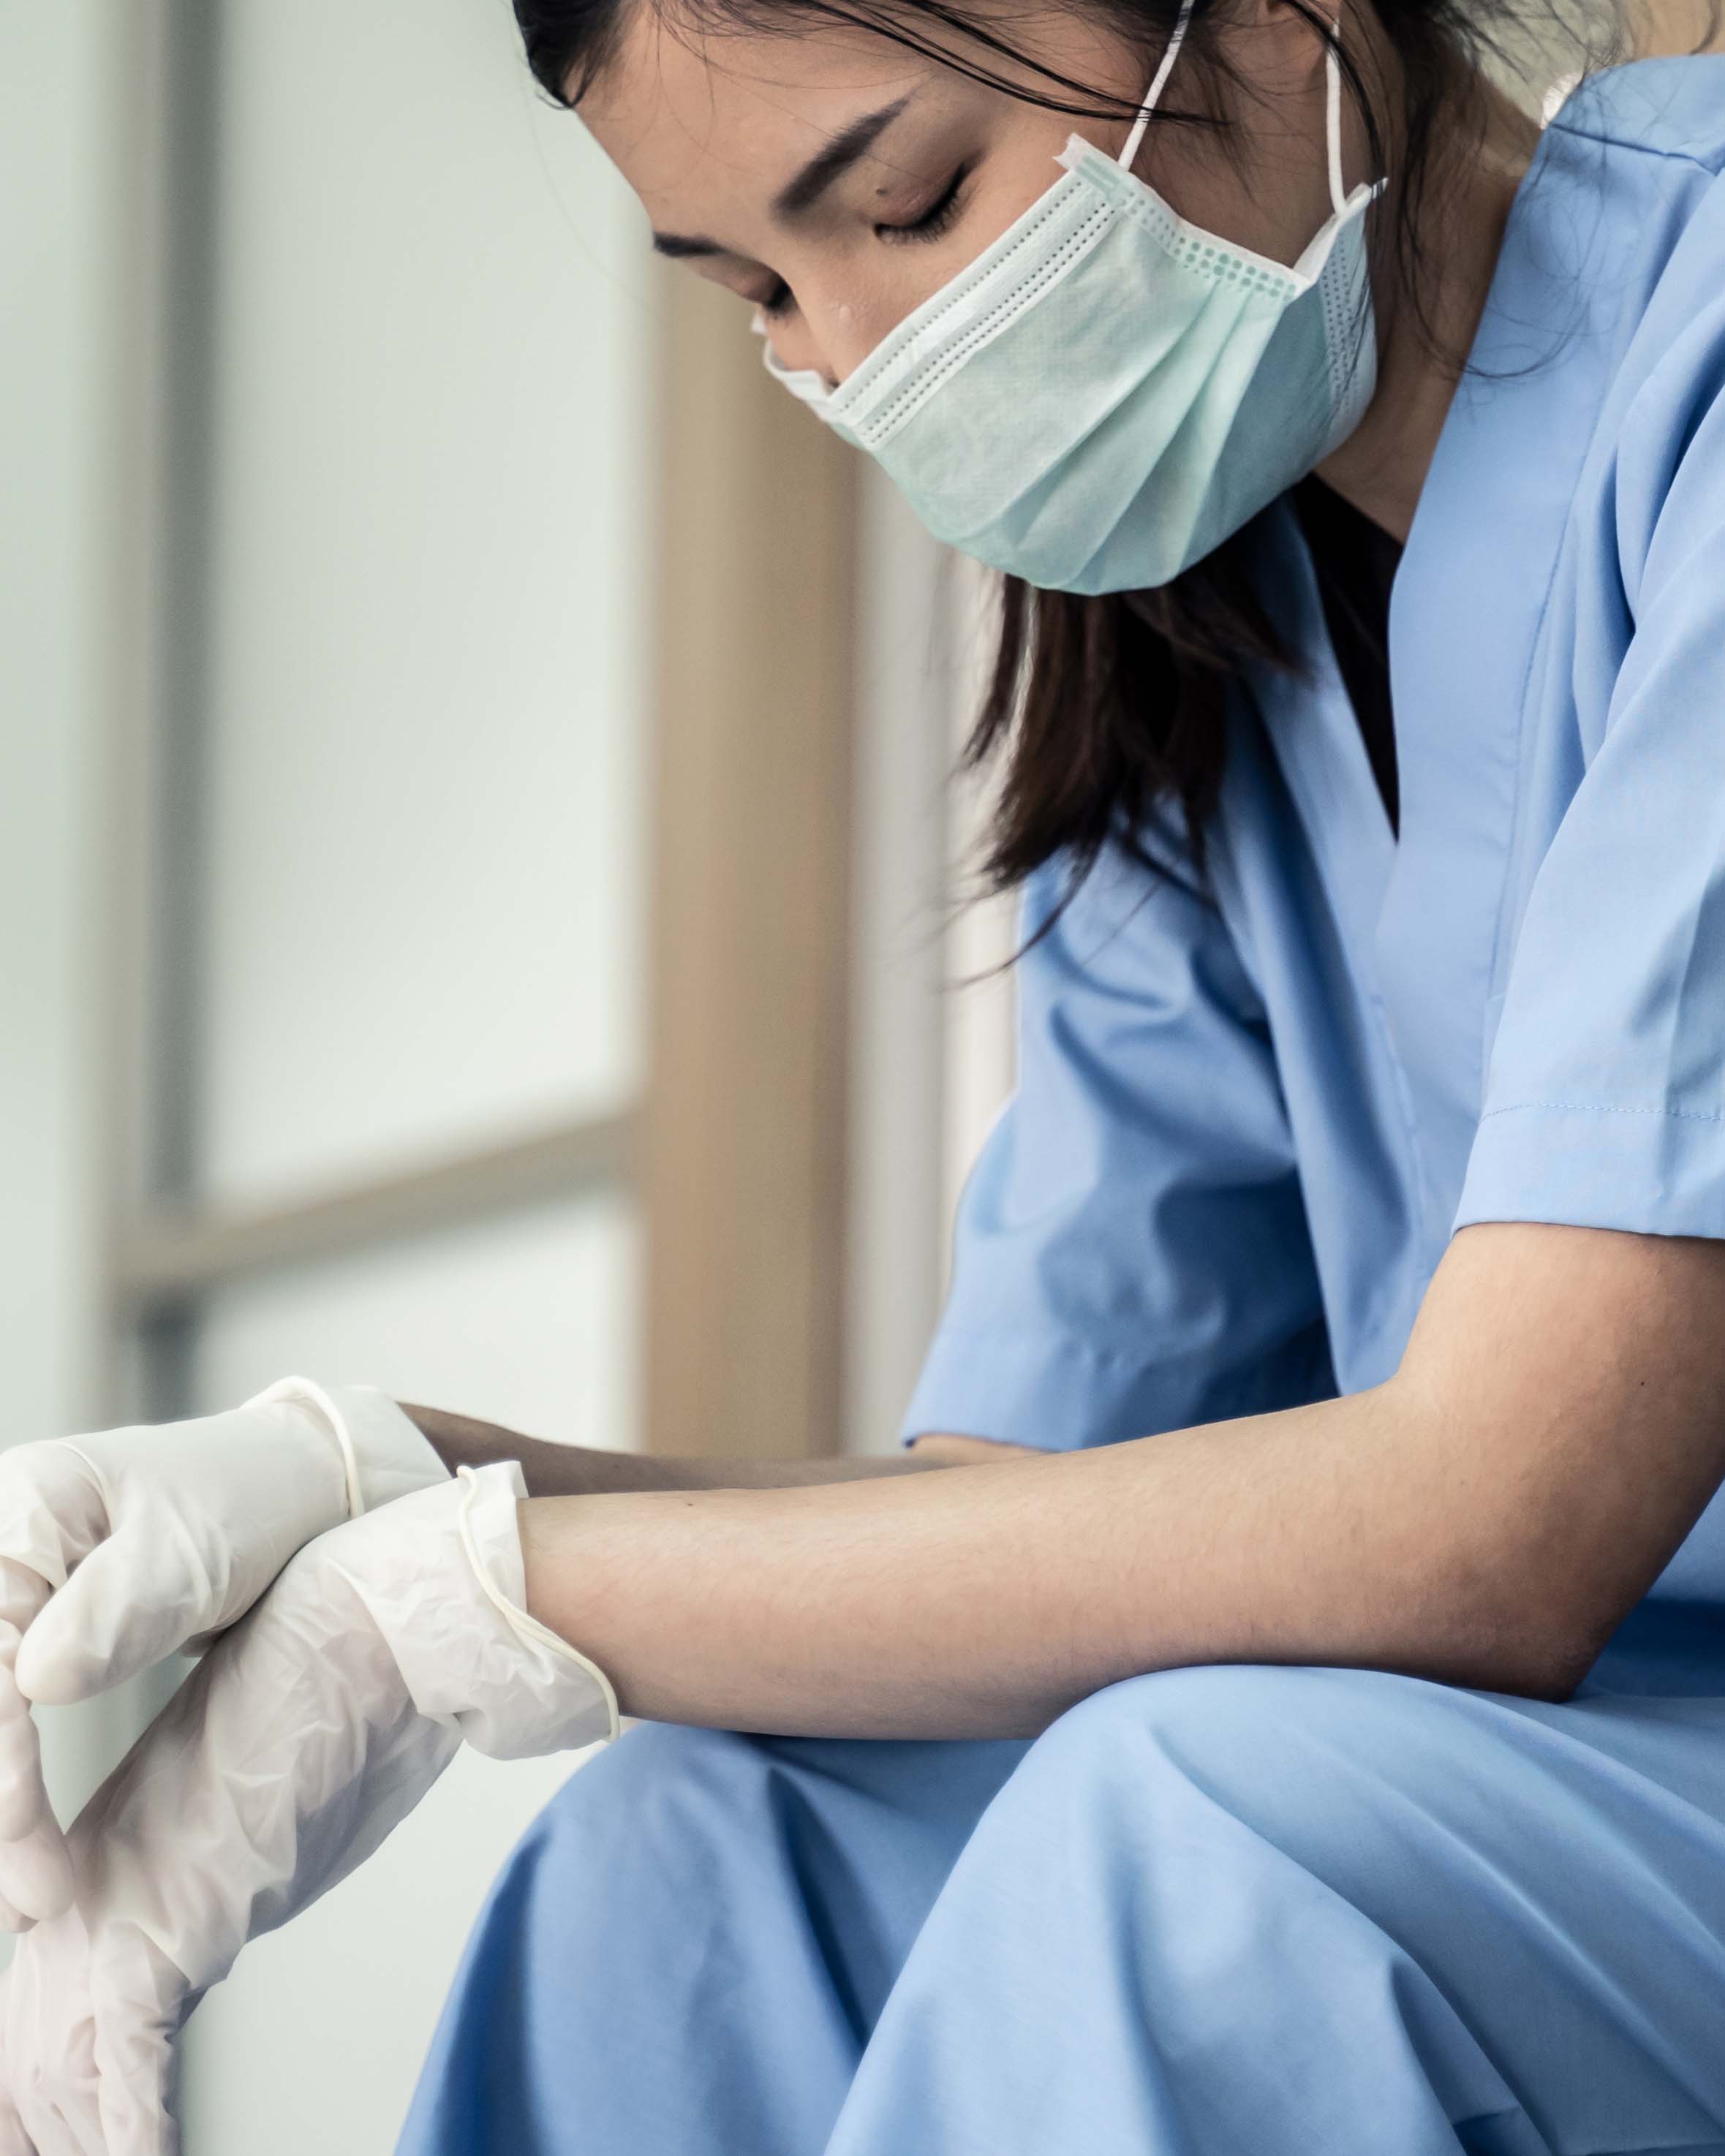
396;1599;1725;2156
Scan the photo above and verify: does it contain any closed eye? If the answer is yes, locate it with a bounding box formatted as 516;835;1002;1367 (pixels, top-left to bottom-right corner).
755;163;973;321
876;164;970;246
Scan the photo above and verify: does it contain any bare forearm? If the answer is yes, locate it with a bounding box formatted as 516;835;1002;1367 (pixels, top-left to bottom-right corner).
516;1381;1560;1743
400;1404;1008;1496
510;1224;1725;1742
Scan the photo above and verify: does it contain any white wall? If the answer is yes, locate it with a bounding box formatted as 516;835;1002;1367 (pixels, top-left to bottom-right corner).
168;5;653;2145
181;1198;638;2153
0;0;135;1824
197;0;653;1208
0;1;111;1458
1;0;654;2138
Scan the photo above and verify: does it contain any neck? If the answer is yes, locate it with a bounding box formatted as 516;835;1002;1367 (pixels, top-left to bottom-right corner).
1315;68;1541;542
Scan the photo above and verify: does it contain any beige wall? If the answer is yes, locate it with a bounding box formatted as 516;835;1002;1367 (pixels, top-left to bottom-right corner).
1633;0;1725;48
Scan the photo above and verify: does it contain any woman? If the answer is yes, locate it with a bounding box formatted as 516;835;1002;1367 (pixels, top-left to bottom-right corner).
1;0;1724;2147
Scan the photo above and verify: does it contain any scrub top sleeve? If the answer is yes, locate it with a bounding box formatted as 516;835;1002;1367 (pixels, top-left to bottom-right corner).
1456;347;1725;1241
900;839;1335;1453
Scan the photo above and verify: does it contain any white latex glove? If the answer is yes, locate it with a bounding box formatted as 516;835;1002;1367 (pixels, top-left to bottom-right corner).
0;1381;445;1929
0;1461;616;2156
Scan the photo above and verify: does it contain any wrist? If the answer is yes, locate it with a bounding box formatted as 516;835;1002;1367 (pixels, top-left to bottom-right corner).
344;1469;619;1756
906;1434;1043;1467
399;1402;529;1475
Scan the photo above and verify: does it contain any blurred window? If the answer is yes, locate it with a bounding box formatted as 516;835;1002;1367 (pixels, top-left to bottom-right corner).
113;4;653;2146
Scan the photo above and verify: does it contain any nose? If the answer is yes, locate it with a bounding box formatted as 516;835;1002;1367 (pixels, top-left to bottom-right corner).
754;318;839;392
755;299;875;392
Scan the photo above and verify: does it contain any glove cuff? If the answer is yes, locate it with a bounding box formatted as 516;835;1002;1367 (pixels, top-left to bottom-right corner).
346;1464;619;1759
248;1379;448;1518
450;1461;621;1756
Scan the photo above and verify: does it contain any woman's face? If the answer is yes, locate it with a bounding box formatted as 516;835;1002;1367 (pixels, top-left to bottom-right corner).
581;0;1365;388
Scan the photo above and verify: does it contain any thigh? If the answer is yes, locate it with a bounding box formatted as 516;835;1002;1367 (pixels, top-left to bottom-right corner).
828;1660;1725;2156
397;1719;1027;2156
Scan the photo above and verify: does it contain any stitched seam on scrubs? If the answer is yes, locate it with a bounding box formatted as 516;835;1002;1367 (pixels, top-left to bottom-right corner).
1277;520;1438;1257
912;1325;1169;1365
1478;1100;1725;1124
1479;451;1590;1029
1550;114;1719;174
910;1325;1332;1404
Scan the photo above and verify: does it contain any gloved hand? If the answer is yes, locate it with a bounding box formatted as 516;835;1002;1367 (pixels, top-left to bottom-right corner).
0;1380;446;1928
0;1461;616;2156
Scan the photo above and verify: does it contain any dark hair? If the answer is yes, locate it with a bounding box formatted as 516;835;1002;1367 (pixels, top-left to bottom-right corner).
516;0;1610;899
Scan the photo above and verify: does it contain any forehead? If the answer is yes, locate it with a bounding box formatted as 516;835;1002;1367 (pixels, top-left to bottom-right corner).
578;2;1134;210
580;9;934;202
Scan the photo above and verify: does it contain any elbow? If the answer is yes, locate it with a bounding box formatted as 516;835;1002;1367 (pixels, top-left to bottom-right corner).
1424;1638;1592;1705
1433;1586;1611;1704
1483;1652;1592;1706
1520;1613;1618;1703
1429;1643;1584;1705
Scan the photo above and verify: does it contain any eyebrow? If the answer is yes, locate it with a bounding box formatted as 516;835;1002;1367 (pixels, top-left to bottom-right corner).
649;91;918;262
771;92;916;219
651;230;723;260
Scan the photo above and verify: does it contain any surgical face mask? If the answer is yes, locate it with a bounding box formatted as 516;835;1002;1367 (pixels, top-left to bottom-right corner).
757;0;1383;592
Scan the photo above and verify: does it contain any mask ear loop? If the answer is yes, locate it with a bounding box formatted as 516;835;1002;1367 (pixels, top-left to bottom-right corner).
1120;0;1353;218
1324;7;1349;216
1117;0;1198;174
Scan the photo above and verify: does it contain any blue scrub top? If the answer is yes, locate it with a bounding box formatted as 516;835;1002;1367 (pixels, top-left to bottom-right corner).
903;58;1725;1453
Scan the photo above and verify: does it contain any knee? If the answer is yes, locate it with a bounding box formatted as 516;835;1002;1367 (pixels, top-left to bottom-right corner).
1009;1662;1447;1883
521;1720;769;1877
1039;1659;1436;1774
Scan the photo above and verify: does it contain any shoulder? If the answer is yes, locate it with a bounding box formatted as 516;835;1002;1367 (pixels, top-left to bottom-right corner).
1528;63;1725;578
1548;56;1725;173
1525;58;1725;320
